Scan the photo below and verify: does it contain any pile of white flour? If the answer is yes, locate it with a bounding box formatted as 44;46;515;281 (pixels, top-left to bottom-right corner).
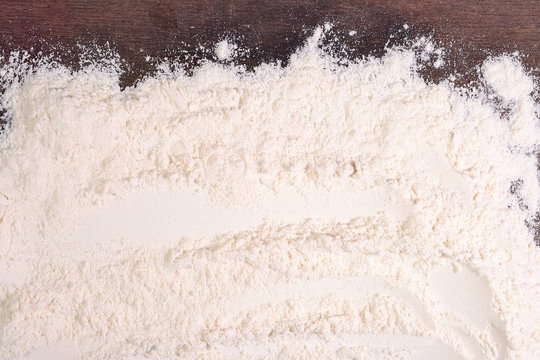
1;28;540;360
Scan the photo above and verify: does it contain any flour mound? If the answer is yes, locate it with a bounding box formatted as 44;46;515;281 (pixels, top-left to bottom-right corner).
0;28;539;360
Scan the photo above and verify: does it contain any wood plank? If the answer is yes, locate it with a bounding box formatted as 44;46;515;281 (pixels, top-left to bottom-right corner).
0;0;538;88
0;1;539;240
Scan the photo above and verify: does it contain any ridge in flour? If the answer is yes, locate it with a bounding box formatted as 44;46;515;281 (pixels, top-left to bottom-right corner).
61;185;413;257
0;26;540;359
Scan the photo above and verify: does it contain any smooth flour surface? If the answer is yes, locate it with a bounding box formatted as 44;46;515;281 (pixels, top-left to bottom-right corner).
1;28;540;360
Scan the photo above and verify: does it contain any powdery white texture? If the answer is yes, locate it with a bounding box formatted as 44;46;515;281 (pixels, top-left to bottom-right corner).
412;36;445;69
483;56;534;100
0;29;540;359
483;56;540;147
215;40;235;61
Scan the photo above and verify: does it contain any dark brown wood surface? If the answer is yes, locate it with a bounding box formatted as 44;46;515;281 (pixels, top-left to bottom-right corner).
0;0;539;88
1;1;540;240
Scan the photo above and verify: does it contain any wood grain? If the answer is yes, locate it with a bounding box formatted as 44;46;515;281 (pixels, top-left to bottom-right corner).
0;0;539;88
1;1;540;241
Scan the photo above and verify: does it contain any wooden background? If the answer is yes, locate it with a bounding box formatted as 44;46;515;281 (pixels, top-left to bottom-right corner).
1;1;540;239
0;0;539;88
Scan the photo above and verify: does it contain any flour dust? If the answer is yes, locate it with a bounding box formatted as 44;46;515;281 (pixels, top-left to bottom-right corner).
0;27;539;360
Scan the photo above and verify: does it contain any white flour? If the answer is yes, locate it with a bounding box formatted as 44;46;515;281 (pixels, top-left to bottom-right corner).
1;27;540;360
215;40;235;61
